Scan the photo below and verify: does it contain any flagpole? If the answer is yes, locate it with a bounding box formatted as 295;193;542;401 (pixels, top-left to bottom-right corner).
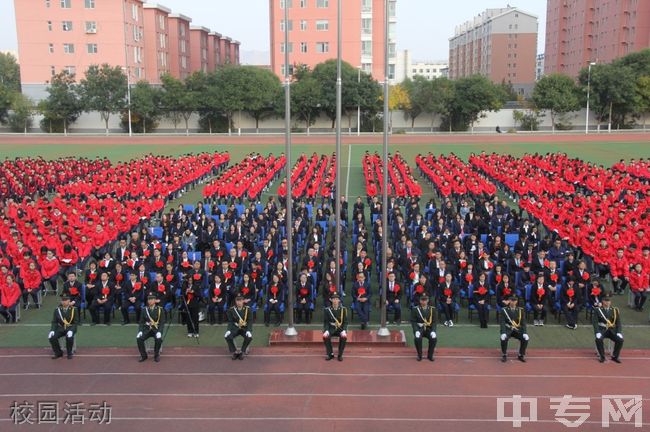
284;0;297;337
377;0;390;337
334;0;342;301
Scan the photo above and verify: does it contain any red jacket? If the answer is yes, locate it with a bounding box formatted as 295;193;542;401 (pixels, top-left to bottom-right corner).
609;256;630;278
40;257;60;279
629;271;649;292
22;268;42;290
1;281;21;307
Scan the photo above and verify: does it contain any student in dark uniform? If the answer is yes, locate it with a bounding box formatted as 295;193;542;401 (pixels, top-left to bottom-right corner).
225;294;253;360
592;293;624;363
137;293;165;363
322;293;348;361
48;293;79;360
499;295;529;363
410;294;437;361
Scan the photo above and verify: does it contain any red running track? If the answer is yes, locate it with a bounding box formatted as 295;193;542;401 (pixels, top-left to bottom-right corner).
0;346;648;432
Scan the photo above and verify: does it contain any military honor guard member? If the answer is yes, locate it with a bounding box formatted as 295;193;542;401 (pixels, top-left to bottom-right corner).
322;293;348;361
225;294;253;360
410;294;437;361
137;293;165;363
499;295;529;363
48;293;79;360
592;293;624;363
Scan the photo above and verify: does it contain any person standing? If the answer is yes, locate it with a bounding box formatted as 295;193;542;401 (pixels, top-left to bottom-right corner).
323;293;348;361
48;293;79;360
499;295;529;363
410;294;437;361
592;293;624;363
137;293;165;363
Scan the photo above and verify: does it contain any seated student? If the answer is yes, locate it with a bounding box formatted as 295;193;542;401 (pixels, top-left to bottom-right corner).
560;278;582;330
21;260;43;309
90;272;113;326
48;293;79;360
385;272;402;324
438;273;458;327
629;263;649;311
0;274;21;323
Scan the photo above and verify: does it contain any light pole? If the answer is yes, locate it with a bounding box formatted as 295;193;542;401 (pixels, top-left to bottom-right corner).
122;66;132;137
585;61;596;135
357;66;362;136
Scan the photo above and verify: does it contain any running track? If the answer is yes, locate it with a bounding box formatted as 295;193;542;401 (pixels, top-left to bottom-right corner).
0;346;648;431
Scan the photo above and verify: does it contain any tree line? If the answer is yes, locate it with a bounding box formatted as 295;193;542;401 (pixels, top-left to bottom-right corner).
1;49;649;133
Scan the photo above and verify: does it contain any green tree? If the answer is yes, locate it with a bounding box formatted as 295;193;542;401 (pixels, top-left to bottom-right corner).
0;52;21;93
238;66;282;133
79;64;127;134
38;72;81;134
160;73;199;135
427;77;455;132
211;66;247;135
0;83;11;124
447;75;504;132
121;80;161;133
312;59;363;129
291;74;322;133
532;74;581;132
7;93;34;133
401;78;423;130
636;76;650;130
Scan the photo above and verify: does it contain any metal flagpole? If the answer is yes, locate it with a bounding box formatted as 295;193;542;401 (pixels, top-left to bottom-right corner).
334;0;342;301
284;0;297;337
377;0;390;337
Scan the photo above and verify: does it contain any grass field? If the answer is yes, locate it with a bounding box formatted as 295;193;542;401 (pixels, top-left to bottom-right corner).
1;137;649;351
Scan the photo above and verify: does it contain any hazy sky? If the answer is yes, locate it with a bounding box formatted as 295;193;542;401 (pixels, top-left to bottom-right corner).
0;1;547;63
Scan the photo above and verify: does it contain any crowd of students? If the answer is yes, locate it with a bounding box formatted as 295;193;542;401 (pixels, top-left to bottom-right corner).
363;151;422;199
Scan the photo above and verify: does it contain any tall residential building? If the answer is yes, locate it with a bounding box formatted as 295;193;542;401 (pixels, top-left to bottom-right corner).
14;0;240;99
448;6;538;93
143;3;171;84
269;0;397;81
15;0;146;99
545;0;650;77
536;53;545;81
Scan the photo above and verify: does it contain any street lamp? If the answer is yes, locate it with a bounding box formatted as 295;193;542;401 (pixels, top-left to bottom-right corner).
357;66;362;136
585;61;596;135
122;66;132;137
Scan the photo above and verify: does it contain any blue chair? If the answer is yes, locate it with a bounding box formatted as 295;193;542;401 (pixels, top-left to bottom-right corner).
149;227;163;239
505;234;518;248
183;204;195;213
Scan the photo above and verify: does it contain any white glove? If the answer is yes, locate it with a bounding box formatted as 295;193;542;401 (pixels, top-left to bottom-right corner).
245;331;252;338
523;334;530;341
414;331;421;338
48;331;55;339
429;331;437;339
66;331;73;338
616;333;623;340
224;330;231;338
595;332;602;339
322;331;330;338
155;332;162;339
340;331;347;338
500;333;507;341
136;331;143;338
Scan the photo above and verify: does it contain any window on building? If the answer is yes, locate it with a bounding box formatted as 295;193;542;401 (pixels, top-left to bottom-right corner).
362;63;372;73
160;52;167;67
60;0;71;8
362;0;372;12
280;20;293;32
316;20;329;31
180;24;186;37
388;64;395;80
316;42;329;53
181;40;186;53
47;21;52;31
132;4;139;21
87;43;98;54
85;21;97;33
389;43;396;58
48;44;54;53
160;33;166;48
46;0;50;8
388;1;396;18
280;0;293;8
85;0;95;8
159;15;165;30
280;64;295;76
50;66;56;76
362;18;372;35
64;65;76;75
62;21;73;31
300;20;307;31
63;43;75;53
361;41;372;57
300;42;308;53
300;0;307;7
316;0;328;8
280;42;293;53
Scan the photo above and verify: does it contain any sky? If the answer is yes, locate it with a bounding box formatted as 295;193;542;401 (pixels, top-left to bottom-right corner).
0;0;547;64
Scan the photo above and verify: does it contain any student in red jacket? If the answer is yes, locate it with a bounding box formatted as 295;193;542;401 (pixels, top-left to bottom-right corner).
609;248;630;295
21;260;42;309
629;263;649;311
0;274;22;323
40;249;60;293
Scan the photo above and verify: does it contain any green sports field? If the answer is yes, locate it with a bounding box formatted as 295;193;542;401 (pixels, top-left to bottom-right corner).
1;137;649;350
